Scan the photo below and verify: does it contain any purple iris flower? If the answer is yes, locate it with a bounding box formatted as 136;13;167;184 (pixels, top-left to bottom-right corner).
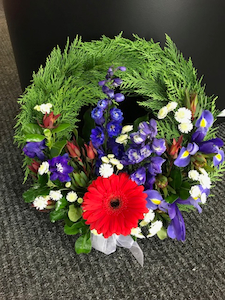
130;132;146;145
198;138;223;154
130;167;146;185
167;200;186;242
90;127;105;148
107;121;122;137
23;140;46;161
191;128;207;143
145;173;156;190
148;156;166;176
213;149;224;167
174;142;199;167
110;108;124;123
139;119;157;139
48;153;73;182
145;189;168;211
140;144;152;159
151;138;166;156
187;185;209;214
97;99;109;110
114;93;125;102
195;110;214;130
127;148;143;164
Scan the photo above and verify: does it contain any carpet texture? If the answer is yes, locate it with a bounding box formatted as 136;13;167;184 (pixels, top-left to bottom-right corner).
0;2;225;299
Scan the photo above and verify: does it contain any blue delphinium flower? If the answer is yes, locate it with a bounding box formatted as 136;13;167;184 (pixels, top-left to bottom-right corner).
139;120;157;139
97;99;109;110
23;140;46;160
140;144;152;159
151;138;166;156
90;127;105;148
130;167;146;185
107;121;122;138
130;132;146;145
110;108;124;123
127;148;143;164
114;93;125;102
48;153;73;182
91;107;105;125
148;156;166;176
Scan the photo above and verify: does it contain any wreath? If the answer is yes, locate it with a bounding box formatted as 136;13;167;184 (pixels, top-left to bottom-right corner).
15;34;225;265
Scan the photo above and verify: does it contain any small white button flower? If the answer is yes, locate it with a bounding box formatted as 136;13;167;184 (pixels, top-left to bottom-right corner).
166;101;178;112
33;196;50;210
66;191;78;202
116;163;124;170
91;229;103;236
49;190;63;201
175;107;192;123
199;174;211;189
121;125;133;134
107;154;115;159
188;170;200;181
99;163;114;178
101;156;110;163
158;106;168;119
39;103;53;114
147;220;163;237
131;227;145;239
110;158;120;165
115;134;128;144
140;209;155;227
38;161;49;175
178;122;193;133
190;185;201;199
34;105;41;112
65;182;71;188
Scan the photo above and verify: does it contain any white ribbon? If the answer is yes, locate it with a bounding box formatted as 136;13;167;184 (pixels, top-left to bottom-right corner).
91;233;144;266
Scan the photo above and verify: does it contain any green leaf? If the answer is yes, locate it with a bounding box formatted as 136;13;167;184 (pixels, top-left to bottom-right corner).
52;123;71;134
157;226;167;240
49;208;67;223
55;197;68;211
75;233;92;254
23;123;43;135
64;219;86;235
68;204;82;222
38;174;48;186
23;186;50;203
165;193;179;204
179;181;191;200
23;134;45;142
133;114;149;131
82;107;95;142
177;203;196;212
50;139;67;157
170;169;182;190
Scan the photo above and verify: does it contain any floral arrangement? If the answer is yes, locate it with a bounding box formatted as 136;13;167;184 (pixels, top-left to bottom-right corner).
15;35;225;265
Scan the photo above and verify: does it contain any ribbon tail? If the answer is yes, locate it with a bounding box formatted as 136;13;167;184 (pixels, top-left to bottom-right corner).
116;235;144;266
91;233;117;255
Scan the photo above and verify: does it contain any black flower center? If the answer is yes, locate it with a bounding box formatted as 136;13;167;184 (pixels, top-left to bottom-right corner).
110;198;120;209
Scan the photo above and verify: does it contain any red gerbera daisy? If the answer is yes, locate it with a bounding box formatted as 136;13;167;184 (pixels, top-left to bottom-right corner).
82;173;148;238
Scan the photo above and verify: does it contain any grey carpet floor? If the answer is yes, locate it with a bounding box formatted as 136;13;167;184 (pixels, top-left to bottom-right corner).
1;2;225;300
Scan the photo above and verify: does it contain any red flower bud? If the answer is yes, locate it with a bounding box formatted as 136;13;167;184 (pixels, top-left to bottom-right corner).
67;141;81;158
40;112;61;129
168;135;183;159
84;141;97;160
190;94;198;120
28;160;40;174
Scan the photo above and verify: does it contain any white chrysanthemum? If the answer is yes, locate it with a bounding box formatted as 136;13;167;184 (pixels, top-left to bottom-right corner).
140;209;155;227
174;107;192;123
199;174;211;189
166;101;178;112
39;103;53;114
121;125;133;134
147;220;163;237
101;156;109;163
34;105;41;112
115;134;128;144
190;185;201;199
199;168;208;176
65;182;71;188
110;158;120;165
38;161;49;175
116;163;124;170
158;106;168;119
66;191;78;202
99;163;114;178
131;227;145;239
188;170;200;181
33;196;49;210
178;122;193;133
91;229;103;236
49;190;63;201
